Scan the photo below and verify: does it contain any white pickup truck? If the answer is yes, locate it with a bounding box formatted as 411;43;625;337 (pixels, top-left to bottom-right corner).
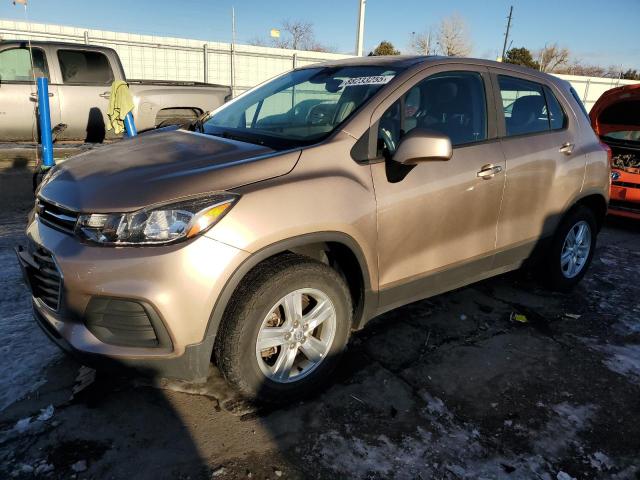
0;40;231;142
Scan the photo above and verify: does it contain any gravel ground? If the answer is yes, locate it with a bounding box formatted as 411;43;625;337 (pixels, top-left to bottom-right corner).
1;147;639;480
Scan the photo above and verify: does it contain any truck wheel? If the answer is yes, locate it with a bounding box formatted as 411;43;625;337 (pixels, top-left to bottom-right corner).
544;206;597;291
215;253;351;404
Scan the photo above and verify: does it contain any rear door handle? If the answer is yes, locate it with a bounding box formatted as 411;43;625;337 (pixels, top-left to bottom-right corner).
477;164;503;179
99;91;111;99
559;142;574;155
30;92;54;97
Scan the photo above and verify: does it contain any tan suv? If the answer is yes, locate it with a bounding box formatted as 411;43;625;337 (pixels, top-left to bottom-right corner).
17;56;610;403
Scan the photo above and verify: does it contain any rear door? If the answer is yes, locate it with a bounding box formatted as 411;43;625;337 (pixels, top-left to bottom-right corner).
0;45;61;142
491;72;584;266
51;47;116;141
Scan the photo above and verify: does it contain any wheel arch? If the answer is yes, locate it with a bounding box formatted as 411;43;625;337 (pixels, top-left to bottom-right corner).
204;232;376;355
573;192;608;231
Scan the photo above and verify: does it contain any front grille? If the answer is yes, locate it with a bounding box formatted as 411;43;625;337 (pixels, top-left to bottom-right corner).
29;247;62;311
612;180;640;189
37;199;78;233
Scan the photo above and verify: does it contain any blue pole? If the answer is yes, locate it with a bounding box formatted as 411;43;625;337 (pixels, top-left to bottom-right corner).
124;111;137;137
36;77;54;168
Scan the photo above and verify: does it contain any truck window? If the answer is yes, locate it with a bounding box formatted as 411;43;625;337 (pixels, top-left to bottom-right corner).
0;47;49;82
57;49;114;85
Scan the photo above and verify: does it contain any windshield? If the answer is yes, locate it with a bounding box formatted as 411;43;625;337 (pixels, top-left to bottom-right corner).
202;66;401;150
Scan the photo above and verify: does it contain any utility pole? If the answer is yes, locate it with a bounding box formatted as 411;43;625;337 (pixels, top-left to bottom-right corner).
355;0;366;56
500;5;513;62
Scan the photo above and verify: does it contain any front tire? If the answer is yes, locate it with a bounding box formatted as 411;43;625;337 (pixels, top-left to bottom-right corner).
543;206;597;291
215;254;352;404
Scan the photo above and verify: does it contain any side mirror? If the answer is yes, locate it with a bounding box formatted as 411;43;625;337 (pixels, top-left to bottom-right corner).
392;128;452;165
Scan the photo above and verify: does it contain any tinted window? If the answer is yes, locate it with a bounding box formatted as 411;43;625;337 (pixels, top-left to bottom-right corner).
57;50;114;84
544;86;567;130
378;71;487;155
0;47;49;81
499;75;549;136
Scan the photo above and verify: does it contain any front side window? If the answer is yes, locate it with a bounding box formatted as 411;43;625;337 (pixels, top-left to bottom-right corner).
0;47;49;82
57;49;114;84
204;66;401;150
377;71;488;156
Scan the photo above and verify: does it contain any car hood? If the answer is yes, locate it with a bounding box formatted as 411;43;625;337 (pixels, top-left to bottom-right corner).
39;130;301;212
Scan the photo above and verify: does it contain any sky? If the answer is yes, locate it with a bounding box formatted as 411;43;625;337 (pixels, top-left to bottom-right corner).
1;0;639;69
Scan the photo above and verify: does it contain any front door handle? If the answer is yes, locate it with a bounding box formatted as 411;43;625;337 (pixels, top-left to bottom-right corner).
99;91;111;99
477;164;503;179
559;142;574;155
29;92;54;98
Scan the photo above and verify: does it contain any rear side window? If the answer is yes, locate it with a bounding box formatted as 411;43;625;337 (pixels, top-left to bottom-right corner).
498;75;549;136
0;47;49;81
543;86;567;130
378;71;487;154
57;49;114;84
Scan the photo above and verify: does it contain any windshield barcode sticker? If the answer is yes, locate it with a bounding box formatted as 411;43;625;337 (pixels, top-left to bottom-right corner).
340;75;395;88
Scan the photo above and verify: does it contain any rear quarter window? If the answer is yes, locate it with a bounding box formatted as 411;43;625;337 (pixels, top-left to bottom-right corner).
569;87;590;120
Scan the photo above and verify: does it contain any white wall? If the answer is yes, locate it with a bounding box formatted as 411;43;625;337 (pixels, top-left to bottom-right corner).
553;73;638;112
1;19;638;108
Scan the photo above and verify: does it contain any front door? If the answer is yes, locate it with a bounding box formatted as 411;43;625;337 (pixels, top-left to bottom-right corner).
370;67;506;310
0;46;61;142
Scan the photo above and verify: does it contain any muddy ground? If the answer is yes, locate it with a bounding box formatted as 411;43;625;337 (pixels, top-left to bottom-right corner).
1;146;639;480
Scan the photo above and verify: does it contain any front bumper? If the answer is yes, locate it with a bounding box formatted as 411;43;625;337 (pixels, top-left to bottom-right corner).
17;218;249;381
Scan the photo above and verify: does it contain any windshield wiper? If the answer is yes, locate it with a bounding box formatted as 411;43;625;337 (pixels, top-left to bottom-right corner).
207;130;269;147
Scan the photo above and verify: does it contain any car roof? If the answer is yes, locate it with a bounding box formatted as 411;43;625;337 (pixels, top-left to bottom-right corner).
300;55;566;84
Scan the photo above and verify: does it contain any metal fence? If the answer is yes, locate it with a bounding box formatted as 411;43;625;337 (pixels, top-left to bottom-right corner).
0;19;349;95
1;19;638;108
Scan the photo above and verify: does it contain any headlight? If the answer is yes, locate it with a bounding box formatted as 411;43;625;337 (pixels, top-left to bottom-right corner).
76;193;239;245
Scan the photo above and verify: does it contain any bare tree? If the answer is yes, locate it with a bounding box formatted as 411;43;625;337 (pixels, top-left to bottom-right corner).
436;13;472;57
273;20;320;51
409;29;436;55
536;43;570;72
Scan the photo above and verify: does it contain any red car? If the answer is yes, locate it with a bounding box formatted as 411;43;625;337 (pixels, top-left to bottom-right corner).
590;83;640;219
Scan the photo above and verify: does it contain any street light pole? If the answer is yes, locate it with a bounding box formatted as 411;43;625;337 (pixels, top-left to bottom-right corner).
355;0;366;56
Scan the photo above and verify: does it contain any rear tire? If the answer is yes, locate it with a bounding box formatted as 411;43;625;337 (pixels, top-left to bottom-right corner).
543;205;597;292
215;253;352;404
